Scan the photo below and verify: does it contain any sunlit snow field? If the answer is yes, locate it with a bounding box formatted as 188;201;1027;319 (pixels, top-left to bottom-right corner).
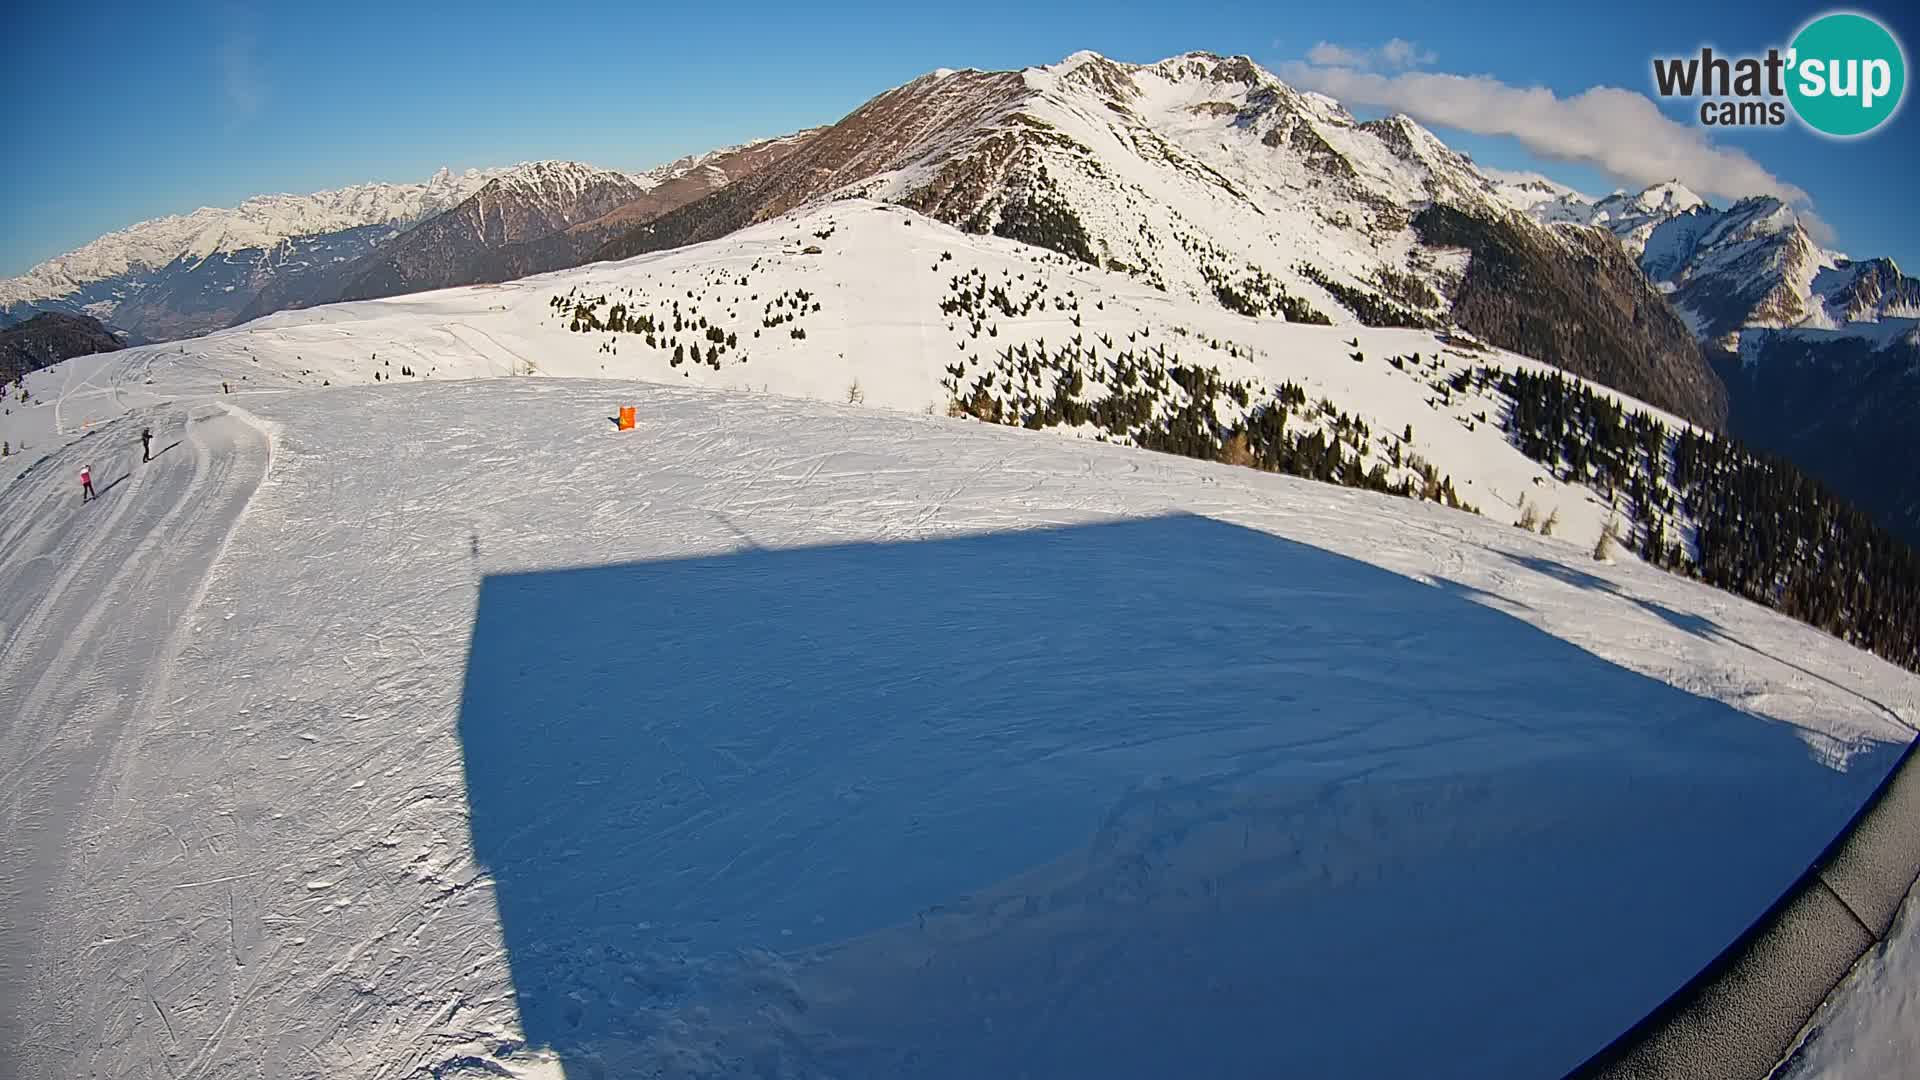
3;374;1914;1078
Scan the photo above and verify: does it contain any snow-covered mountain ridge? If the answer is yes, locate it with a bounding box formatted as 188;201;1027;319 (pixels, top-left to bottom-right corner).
9;50;1902;436
0;166;507;306
596;50;1723;429
0;159;722;343
617;50;1531;297
0;142;823;320
1520;179;1920;347
297;135;825;313
317;165;664;306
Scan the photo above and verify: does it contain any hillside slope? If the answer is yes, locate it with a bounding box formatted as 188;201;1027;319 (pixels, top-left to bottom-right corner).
0;312;124;384
9;201;1648;552
595;52;1723;428
1713;326;1920;544
1411;204;1723;428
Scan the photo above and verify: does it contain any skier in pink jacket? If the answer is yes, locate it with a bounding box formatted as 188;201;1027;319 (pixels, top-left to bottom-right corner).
80;464;96;502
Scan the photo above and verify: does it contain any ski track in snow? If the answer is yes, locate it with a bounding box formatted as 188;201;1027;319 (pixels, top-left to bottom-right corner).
0;403;269;1073
0;368;1914;1079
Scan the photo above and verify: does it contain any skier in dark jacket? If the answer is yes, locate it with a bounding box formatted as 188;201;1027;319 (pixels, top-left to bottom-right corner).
141;427;153;463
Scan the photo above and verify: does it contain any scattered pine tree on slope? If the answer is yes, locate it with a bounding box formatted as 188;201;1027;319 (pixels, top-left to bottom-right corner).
943;334;1472;511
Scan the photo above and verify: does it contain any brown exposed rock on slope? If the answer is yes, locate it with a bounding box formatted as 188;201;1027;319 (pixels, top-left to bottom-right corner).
596;70;1028;259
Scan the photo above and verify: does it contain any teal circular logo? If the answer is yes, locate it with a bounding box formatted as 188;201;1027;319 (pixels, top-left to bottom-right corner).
1787;12;1906;137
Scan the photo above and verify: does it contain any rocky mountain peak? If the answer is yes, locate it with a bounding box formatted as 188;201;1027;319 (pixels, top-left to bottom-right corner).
1047;51;1144;102
1626;180;1704;215
583;51;1723;427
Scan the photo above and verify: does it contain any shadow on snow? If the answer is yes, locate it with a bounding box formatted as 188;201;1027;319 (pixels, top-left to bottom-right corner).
455;513;1904;1079
1498;550;1913;732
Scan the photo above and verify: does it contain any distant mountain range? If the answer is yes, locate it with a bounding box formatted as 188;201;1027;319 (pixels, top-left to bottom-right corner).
0;168;503;341
236;137;818;322
1521;182;1920;343
5;50;1916;539
0;142;811;343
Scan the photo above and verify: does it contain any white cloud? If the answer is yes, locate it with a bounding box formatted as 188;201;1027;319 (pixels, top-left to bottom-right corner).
1279;60;1833;242
1305;38;1435;71
1306;43;1367;68
1377;39;1437;69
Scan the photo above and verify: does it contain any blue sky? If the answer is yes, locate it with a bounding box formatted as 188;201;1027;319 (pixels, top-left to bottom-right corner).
3;0;1915;276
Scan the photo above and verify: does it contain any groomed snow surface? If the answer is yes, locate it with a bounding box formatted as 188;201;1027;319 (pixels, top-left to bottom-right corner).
2;369;1918;1079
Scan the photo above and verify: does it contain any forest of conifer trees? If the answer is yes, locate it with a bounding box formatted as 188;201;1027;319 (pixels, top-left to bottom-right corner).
1494;367;1920;673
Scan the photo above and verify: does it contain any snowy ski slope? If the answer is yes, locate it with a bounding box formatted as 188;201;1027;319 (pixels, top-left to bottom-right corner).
0;402;272;1070
1;364;1916;1077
